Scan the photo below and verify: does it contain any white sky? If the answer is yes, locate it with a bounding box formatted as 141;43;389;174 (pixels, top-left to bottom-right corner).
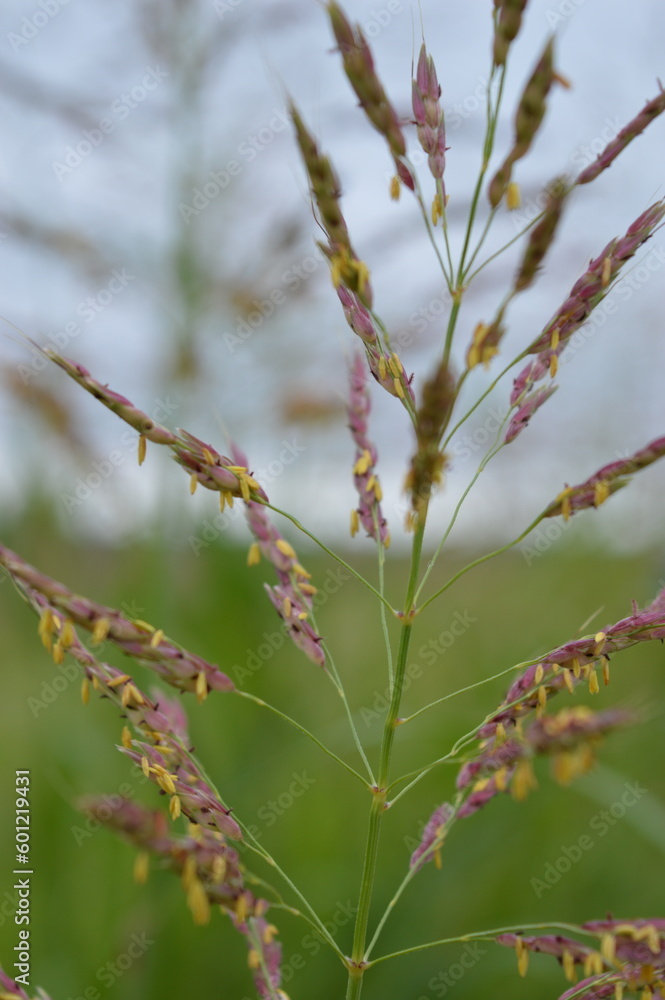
0;0;664;552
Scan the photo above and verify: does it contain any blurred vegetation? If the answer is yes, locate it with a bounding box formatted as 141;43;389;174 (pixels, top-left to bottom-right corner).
1;508;664;1000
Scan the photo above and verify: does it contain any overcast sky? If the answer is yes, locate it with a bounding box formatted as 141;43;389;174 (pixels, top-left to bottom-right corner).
0;0;664;553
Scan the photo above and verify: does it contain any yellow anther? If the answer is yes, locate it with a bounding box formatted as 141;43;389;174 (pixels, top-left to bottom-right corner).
276;539;297;560
190;473;198;495
511;760;537;801
549;353;559;378
353;450;372;476
154;768;177;796
238;474;250;502
350;509;360;537
563;667;575;693
534;664;544;685
169;795;181;820
150;629;164;648
138;435;147;466
506;182;521;210
187;878;210;925
133;851;149;885
60;620;75;648
91;617;111;645
393;377;405;399
212;855;227;883
378;355;388;381
562;948;577;983
550;327;561;351
247;542;261;567
52;640;64;665
81;678;90;705
588;670;600;694
121;726;133;749
601;256;612;287
594;480;610;506
600;934;616;963
282;596;292;619
195;671;208;704
106;673;131;688
202;448;216;465
389;175;401;200
38;608;55;650
431;192;442;226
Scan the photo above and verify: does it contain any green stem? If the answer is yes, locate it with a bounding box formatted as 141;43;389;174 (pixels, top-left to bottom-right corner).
345;521;426;999
234;689;369;787
375;520;394;693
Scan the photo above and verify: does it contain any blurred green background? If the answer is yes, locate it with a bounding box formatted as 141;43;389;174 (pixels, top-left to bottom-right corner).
1;508;664;1000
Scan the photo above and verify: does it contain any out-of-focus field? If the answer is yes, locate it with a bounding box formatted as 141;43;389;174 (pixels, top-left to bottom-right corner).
1;514;664;1000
